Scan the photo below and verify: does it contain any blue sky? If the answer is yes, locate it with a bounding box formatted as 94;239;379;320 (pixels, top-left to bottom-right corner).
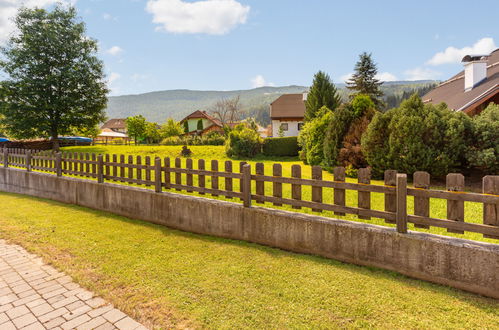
1;0;498;95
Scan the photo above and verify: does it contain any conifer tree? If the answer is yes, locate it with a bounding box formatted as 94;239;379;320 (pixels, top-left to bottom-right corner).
346;52;384;108
304;71;341;122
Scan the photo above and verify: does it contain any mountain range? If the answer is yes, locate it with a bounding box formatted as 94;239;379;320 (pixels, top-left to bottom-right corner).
106;81;437;125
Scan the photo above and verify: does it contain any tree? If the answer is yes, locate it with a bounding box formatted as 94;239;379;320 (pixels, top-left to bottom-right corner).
361;95;473;177
144;122;161;144
298;106;334;165
0;5;108;150
304;71;341;122
183;121;189;133
71;125;101;138
346;52;384;108
211;95;241;127
126;115;147;144
225;123;262;158
160;118;184;138
466;103;499;173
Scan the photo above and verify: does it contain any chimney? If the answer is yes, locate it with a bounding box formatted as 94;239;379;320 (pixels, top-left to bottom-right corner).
302;92;308;101
462;55;488;91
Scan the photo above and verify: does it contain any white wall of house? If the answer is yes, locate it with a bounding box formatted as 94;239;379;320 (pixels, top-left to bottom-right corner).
186;118;212;132
271;120;303;137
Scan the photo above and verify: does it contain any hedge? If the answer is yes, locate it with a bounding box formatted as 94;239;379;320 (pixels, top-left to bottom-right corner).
263;137;299;156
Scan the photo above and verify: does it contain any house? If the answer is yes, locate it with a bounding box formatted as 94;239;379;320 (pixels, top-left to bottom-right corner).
270;93;306;137
180;110;225;136
422;48;499;115
101;118;127;133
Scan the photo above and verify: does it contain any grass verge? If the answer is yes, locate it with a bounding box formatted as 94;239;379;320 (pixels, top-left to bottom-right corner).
0;191;498;329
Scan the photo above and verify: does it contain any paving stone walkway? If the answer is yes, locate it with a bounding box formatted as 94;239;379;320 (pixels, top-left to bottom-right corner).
0;239;147;330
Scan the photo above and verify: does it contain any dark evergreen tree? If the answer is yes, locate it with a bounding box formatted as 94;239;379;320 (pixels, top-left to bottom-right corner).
346;52;384;108
0;5;108;150
304;71;341;122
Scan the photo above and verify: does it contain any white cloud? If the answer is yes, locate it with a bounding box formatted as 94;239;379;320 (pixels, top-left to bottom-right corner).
131;73;149;81
375;72;397;82
427;37;497;65
340;73;353;83
146;0;250;35
108;72;121;84
106;46;124;56
103;13;117;21
0;0;74;43
251;75;274;88
404;67;441;81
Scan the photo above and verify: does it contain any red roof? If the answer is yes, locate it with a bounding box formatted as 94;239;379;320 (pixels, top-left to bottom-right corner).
180;110;223;127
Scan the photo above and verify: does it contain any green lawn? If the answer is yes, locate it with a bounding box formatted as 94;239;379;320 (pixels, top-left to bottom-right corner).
0;191;497;329
62;145;498;244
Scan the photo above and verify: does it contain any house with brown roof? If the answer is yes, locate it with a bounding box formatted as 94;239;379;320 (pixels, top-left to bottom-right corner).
270;93;306;137
101;118;127;133
423;48;499;115
180;110;225;136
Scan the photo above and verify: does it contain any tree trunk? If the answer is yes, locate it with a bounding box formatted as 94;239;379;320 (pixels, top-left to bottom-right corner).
52;131;60;152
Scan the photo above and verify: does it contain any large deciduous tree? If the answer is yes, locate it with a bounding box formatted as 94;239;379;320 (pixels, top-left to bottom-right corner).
126;115;147;144
0;5;108;150
346;52;384;108
304;71;341;122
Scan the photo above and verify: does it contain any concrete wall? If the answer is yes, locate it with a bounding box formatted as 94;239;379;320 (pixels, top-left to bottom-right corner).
0;167;498;299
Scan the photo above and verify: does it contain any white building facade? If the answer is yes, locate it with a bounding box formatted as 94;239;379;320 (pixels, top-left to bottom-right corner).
270;93;307;137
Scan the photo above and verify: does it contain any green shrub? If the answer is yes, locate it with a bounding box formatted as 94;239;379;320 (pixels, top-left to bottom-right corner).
351;94;375;118
298;106;333;165
361;94;473;177
466;103;499;173
345;164;358;178
322;104;354;169
262;137;299;156
226;124;262;158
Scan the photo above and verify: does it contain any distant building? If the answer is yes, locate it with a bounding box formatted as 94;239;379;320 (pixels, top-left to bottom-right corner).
101;118;127;133
423;48;499;115
270;93;306;137
180;110;225;136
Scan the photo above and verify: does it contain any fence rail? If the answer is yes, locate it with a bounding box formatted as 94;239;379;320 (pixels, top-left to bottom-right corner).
1;148;498;240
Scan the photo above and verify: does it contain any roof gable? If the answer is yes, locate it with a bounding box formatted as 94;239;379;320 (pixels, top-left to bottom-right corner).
423;49;499;112
270;94;306;119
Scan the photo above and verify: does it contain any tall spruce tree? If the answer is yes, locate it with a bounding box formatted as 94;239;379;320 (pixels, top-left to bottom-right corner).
0;5;108;150
346;52;384;108
304;71;341;122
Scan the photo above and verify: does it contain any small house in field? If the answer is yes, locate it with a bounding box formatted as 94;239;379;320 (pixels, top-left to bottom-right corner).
101;118;127;133
423;48;499;115
270;93;306;137
180;110;225;136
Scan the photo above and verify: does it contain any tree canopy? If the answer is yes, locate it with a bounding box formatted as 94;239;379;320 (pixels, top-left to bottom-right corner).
304;71;341;122
0;5;108;149
126;115;147;144
346;52;384;108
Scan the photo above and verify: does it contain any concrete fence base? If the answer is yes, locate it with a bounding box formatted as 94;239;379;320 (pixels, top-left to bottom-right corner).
0;167;498;299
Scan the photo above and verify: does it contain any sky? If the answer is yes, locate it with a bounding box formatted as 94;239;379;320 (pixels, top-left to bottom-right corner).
0;0;498;96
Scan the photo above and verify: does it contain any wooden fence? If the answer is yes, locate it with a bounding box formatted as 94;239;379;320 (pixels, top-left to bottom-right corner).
1;148;498;240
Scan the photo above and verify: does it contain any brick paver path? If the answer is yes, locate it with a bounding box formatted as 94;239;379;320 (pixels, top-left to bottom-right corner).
0;239;147;330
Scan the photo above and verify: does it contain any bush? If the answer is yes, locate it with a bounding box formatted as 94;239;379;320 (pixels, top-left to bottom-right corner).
466;103;499;173
262;137;299;156
225;124;262;158
361;94;473;177
322;104;354;169
298;106;333;165
338;107;375;168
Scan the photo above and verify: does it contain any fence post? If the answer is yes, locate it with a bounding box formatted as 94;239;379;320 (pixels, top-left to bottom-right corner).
242;163;251;208
446;173;465;234
396;173;407;233
26;150;32;172
333;167;345;215
154;157;162;193
311;166;322;212
358;168;371;219
97;154;104;183
384;170;397;223
3;148;8;168
413;171;430;229
483;176;499;239
55;152;62;177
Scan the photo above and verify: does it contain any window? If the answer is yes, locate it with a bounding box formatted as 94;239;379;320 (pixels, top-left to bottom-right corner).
298;122;304;131
280;123;288;131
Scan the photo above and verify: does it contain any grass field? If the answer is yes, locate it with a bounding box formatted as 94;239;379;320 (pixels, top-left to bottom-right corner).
62;145;498;244
0;191;498;329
